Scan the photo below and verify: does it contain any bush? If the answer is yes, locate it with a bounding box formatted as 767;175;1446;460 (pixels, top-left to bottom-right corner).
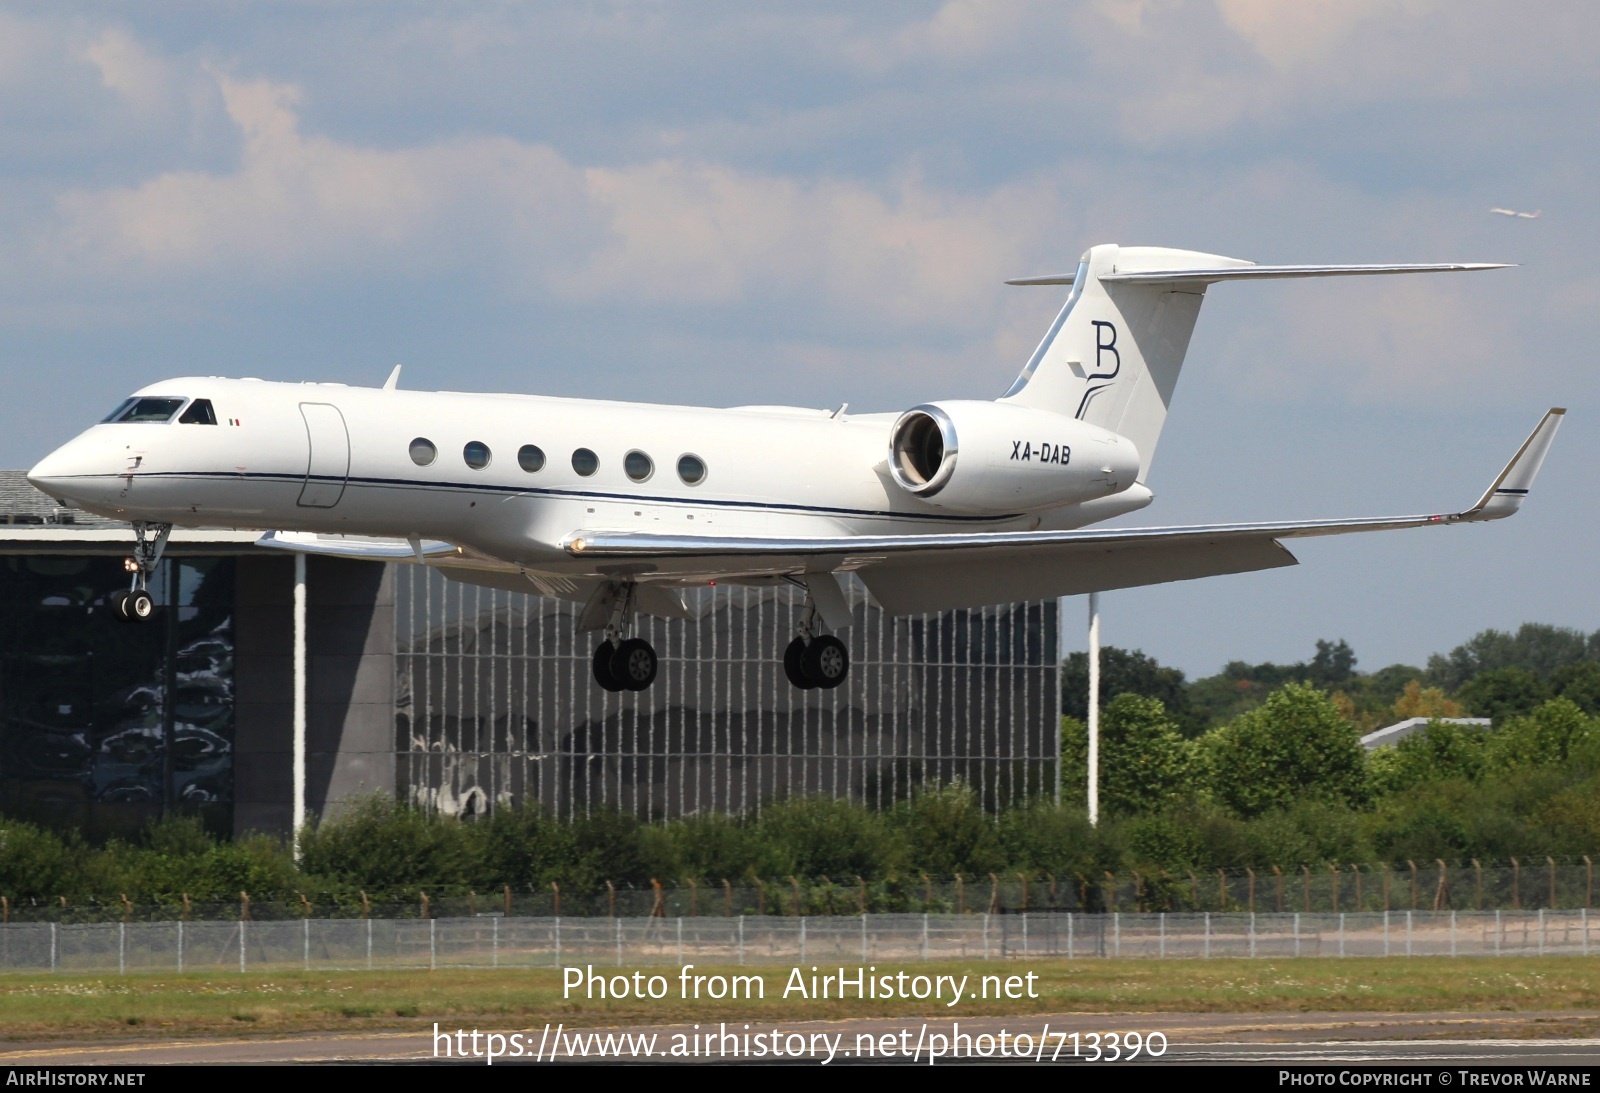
1200;683;1367;818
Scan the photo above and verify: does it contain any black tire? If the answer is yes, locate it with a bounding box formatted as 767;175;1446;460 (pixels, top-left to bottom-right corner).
609;637;658;691
111;590;133;622
592;642;625;692
784;637;815;689
127;589;155;622
802;634;849;689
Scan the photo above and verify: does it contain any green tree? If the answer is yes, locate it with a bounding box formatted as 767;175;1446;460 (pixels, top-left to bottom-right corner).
1061;696;1194;816
1456;667;1551;724
1060;646;1204;736
1483;698;1600;773
1551;661;1600;715
1366;719;1488;796
1199;683;1367;818
1426;623;1592;691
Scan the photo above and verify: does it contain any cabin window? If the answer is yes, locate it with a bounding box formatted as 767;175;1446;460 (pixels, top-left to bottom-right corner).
108;397;185;424
518;445;546;472
624;450;653;482
463;441;491;469
178;399;217;425
677;453;707;485
571;448;599;476
409;438;437;466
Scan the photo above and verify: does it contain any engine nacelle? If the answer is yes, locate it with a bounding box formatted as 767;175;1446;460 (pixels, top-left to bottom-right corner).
888;401;1140;515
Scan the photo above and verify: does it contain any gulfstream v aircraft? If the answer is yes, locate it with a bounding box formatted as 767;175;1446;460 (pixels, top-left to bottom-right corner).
28;244;1563;693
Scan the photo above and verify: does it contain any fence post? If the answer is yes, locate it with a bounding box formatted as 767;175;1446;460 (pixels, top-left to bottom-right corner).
50;922;57;973
430;917;437;972
606;881;616;920
504;885;512;918
738;915;744;966
1548;857;1557;910
922;913;930;961
177;919;184;973
118;921;125;975
239;918;246;973
1435;860;1449;911
1273;865;1283;913
551;881;561;917
1203;911;1210;958
367;917;373;970
1512;858;1521;910
1113;911;1120;958
303;917;310;971
857;876;867;916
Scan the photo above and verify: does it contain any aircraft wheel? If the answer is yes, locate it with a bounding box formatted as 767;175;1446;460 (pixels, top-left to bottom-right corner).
802;634;849;689
784;637;815;690
592;642;625;692
127;590;156;622
609;638;658;692
111;590;133;622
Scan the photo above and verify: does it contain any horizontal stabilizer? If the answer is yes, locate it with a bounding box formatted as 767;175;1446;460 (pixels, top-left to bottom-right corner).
1008;263;1509;287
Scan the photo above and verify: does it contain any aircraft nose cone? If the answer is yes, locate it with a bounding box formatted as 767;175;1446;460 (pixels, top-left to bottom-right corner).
27;439;100;506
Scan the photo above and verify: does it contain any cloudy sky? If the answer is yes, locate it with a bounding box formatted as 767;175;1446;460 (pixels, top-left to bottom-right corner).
4;1;1597;678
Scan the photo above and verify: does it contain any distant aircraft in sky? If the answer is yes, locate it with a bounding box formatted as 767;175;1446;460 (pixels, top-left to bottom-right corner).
1490;207;1541;219
28;244;1562;693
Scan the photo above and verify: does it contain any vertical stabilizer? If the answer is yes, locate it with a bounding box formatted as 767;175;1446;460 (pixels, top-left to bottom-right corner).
999;244;1247;480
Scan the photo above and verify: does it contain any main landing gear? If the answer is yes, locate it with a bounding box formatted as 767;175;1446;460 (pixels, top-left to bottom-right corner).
783;590;849;690
591;582;659;693
111;522;171;624
586;579;851;693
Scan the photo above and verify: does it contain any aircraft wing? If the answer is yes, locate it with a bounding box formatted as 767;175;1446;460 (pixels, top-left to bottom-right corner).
563;408;1564;615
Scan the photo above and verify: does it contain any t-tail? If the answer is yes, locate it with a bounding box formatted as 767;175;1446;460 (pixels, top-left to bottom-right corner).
999;244;1509;481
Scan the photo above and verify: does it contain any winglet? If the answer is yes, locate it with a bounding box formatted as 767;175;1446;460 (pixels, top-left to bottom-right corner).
383;364;402;391
1458;408;1565;522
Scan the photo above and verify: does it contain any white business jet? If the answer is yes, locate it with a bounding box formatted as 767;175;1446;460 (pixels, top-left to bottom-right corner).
28;244;1563;693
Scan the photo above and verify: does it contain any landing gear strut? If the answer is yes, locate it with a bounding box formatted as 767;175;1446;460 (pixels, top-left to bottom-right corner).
112;522;171;624
591;581;659;692
783;589;849;690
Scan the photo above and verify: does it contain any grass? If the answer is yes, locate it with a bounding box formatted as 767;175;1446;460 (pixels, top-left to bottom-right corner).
2;957;1599;1041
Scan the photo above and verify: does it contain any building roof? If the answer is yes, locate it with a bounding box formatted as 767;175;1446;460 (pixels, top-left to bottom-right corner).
0;471;263;553
1360;716;1491;750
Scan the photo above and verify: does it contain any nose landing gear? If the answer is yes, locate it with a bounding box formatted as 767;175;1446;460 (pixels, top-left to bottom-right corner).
783;590;850;690
111;522;171;624
591;581;659;692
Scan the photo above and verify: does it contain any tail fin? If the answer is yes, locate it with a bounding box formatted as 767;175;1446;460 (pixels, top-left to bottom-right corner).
999;244;1509;481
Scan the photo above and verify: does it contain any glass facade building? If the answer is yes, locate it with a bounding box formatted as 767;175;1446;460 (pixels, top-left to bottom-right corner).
395;570;1059;820
0;555;235;836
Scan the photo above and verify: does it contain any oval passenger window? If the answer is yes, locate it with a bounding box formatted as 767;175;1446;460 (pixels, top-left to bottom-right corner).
409;438;437;466
518;445;546;472
624;451;653;482
572;448;599;476
463;441;491;469
677;454;706;485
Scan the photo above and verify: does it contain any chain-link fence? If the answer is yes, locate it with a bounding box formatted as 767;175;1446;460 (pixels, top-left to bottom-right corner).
0;910;1593;975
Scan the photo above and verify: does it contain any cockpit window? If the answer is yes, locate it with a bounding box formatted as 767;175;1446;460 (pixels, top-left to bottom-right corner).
109;397;186;424
101;399;136;423
178;399;217;425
